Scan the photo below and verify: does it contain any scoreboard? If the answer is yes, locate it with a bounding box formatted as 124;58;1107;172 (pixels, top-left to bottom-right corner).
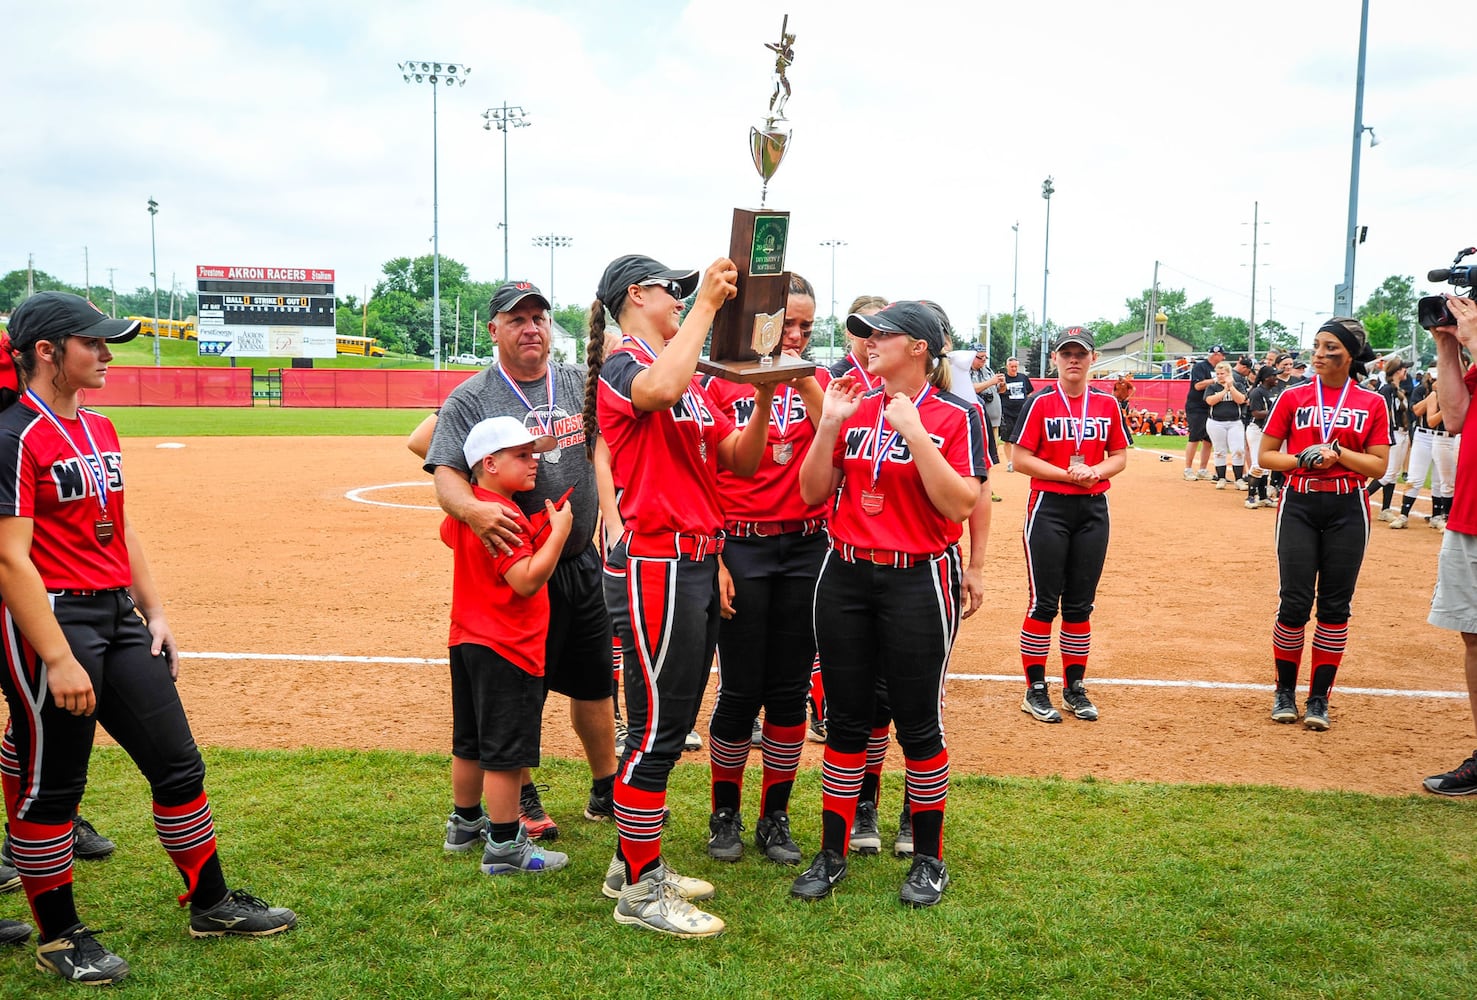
195;265;336;358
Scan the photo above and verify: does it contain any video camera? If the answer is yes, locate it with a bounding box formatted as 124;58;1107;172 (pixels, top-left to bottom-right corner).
1418;247;1477;329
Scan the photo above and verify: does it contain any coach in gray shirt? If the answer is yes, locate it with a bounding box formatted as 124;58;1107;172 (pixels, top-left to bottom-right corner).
424;280;618;831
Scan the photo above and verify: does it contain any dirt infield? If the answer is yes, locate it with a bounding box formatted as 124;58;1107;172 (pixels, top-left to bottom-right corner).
118;436;1470;797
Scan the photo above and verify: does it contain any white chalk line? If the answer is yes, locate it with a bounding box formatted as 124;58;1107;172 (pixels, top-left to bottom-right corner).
179;651;1464;699
343;481;439;511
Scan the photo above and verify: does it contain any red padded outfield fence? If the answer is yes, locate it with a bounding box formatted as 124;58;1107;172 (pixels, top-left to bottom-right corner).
88;367;253;407
277;369;478;408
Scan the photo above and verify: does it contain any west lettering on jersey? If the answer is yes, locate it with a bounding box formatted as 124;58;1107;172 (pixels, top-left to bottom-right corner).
841;426;943;465
1292;406;1370;433
1041;416;1115;443
732;394;805;428
50;453;122;503
671;394;716;427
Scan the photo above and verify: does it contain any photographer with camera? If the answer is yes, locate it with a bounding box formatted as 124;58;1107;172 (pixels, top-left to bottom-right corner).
1422;287;1477;795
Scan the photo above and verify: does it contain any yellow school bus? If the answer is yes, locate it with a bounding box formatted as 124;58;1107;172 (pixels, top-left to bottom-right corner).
127;315;198;340
336;335;387;357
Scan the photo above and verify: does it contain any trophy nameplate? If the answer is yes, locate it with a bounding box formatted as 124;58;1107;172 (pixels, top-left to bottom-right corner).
699;15;815;385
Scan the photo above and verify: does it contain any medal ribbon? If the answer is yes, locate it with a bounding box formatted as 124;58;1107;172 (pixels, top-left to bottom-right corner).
25;390;110;516
869;382;934;489
1313;378;1353;445
1056;381;1089;457
848;353;876;390
493;362;555;434
772;385;794;441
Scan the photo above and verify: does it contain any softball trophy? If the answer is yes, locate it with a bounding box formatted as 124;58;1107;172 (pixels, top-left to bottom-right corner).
699;15;814;384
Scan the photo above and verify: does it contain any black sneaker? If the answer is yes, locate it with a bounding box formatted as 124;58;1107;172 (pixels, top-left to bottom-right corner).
754;810;802;865
1021;682;1062;723
1061;680;1099;721
1423;752;1477;796
790;849;847;900
849;800;881;854
0;918;31;945
35;925;129;984
188;889;298;938
899;854;949;908
1271;688;1298;724
0;863;17;893
584;784;614;822
519;783;559;841
806;697;827;743
72;816;115;861
707;808;744;862
0;827;10;868
1304;695;1330;732
893;805;914;858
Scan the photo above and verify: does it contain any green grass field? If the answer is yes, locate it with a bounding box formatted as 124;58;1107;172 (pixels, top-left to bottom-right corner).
4;748;1471;1000
97;407;426;437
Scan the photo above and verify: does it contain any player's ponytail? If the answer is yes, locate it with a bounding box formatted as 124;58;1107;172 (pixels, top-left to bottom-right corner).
582;297;607;459
927;352;951;393
0;336;21;412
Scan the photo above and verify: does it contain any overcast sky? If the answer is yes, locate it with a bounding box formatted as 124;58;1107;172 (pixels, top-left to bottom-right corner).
5;0;1473;349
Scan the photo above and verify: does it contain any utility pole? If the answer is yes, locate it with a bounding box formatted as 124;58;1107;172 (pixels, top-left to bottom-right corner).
1010;221;1020;359
1245;201;1267;356
1145;260;1160;366
26;254;34;299
147;198;160;367
1335;0;1372;316
107;268;117;317
1040;176;1055;377
84;246;90;302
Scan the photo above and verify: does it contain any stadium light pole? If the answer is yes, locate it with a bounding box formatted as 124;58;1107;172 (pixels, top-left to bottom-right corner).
819;238;846;354
484;103;531;283
400;59;470;371
1334;0;1370;317
147;197;160;367
1040;176;1054;377
531;234;572;309
1010;220;1020;359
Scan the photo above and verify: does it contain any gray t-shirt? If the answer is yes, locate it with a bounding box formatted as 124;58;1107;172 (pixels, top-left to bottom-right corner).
424;361;597;559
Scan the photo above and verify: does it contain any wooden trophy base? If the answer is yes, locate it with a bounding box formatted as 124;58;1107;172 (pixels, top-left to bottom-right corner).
697;353;815;384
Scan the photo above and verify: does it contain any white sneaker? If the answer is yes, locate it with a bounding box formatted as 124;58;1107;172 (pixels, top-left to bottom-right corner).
1389;514;1409;529
1215;478;1228;490
1197;469;1214;481
601;852;715;900
1431;515;1447;531
1244;499;1259;510
1235;478;1249;491
684;730;702;752
1261;498;1277;508
1182;468;1197;482
1377;509;1397;522
613;865;725;938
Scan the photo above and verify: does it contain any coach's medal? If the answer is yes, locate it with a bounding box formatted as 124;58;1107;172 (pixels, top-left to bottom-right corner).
499;364;562;464
860;490;885;515
772;442;793;465
94;518;115;544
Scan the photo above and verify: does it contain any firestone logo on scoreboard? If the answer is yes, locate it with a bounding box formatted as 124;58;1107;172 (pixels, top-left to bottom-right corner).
196;265;336;283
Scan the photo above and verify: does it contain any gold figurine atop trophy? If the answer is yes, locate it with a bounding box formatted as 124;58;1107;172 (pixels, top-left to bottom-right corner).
698;14;815;384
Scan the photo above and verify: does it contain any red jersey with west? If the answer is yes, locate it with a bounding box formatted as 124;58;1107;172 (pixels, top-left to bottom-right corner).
440;488;548;676
598;346;735;537
0;401;130;589
1263;378;1391;490
1015;385;1131;495
705;369;832;524
829;388;988;555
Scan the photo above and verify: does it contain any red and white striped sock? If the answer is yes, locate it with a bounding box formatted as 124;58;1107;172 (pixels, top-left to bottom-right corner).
905;749;950;860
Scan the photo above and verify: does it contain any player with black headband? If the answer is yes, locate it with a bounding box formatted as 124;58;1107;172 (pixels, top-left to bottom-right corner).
1259;318;1390;731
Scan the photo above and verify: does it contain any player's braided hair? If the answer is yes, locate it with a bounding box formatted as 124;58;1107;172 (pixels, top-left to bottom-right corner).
582;297;608;460
788;272;815;300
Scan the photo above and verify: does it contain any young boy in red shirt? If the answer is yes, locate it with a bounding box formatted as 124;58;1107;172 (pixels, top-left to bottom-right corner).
441;416;574;874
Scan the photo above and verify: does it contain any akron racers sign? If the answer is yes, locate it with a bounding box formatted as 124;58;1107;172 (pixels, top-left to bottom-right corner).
195;265;336;358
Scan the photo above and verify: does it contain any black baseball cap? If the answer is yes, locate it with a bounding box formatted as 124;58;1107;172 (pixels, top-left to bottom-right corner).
846;301;946;356
489;280;549;314
596;255;699;318
1052;326;1095;352
7;292;140;352
1208;344;1227;355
